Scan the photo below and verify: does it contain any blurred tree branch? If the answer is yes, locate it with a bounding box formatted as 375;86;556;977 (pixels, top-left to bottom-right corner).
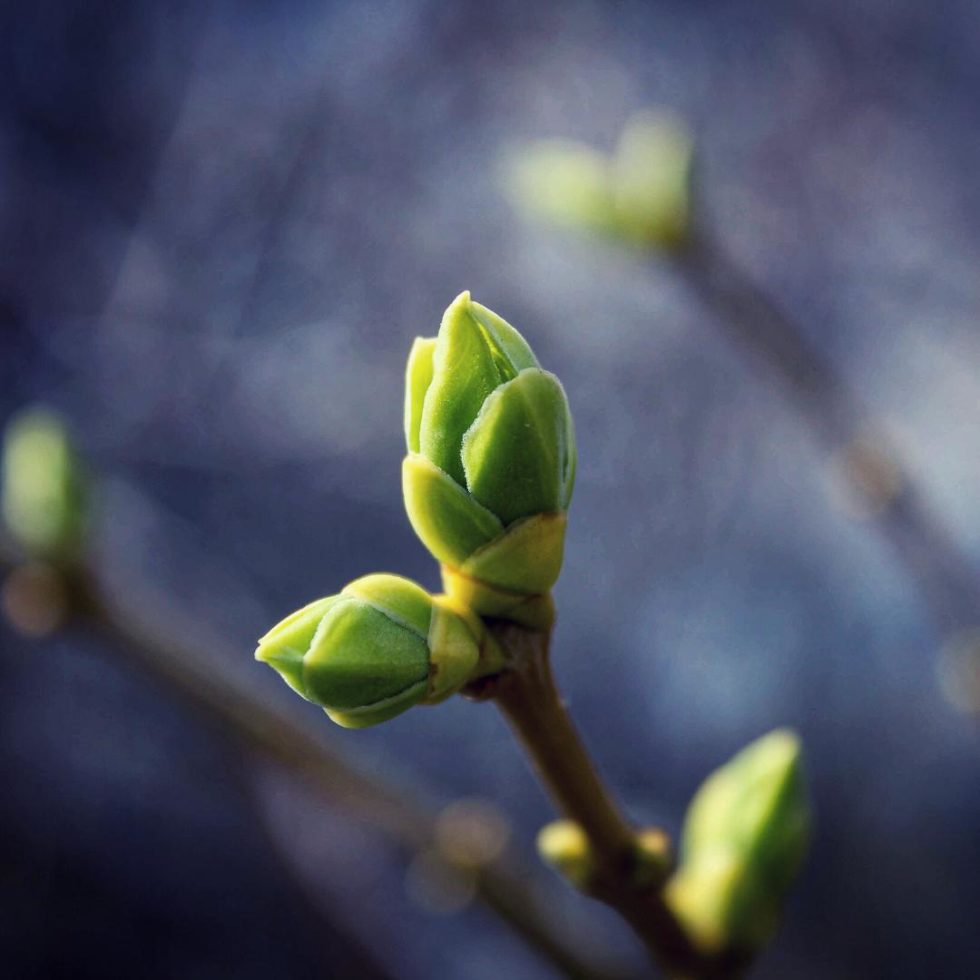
673;228;979;634
0;543;626;980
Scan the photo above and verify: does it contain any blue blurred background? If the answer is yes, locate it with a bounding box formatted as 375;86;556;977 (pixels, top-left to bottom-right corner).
1;1;978;977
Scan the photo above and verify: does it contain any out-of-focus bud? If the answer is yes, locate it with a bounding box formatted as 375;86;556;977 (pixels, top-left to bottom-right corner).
255;573;502;728
402;292;575;629
504;141;615;236
632;826;673;888
502;110;693;252
610;111;692;250
665;729;811;954
537;819;594;888
538;820;672;892
2;408;87;560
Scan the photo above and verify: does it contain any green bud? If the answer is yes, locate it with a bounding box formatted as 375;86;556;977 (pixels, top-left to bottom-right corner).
255;573;502;728
537;820;594;888
502;110;693;252
611;111;692;250
402;293;575;628
2;408;87;560
665;729;811;954
504;141;616;236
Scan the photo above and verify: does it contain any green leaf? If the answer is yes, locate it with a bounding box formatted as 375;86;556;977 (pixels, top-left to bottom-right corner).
402;453;502;566
420;291;506;485
461;368;571;524
404;336;436;453
304;598;430;713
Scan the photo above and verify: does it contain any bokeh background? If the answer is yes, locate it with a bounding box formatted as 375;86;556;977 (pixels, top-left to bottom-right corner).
2;1;979;977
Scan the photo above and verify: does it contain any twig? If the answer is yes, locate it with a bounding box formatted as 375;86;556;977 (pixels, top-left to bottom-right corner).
479;624;748;980
672;230;978;634
0;548;624;980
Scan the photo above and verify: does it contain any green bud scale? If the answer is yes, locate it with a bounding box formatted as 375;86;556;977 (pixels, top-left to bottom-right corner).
665;729;811;954
402;292;576;629
255;574;503;728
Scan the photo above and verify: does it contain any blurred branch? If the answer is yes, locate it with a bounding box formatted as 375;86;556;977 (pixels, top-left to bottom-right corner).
0;545;625;980
673;228;979;634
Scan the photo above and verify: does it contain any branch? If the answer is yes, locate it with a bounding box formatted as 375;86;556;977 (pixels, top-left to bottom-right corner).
0;549;623;980
479;624;748;980
673;230;979;634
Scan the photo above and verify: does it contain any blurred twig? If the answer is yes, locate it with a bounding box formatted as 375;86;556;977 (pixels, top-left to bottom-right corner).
673;228;979;634
0;545;625;980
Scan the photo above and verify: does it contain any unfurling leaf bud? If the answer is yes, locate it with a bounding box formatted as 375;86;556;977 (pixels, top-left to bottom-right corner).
402;293;575;629
255;574;503;728
2;408;87;560
665;729;811;954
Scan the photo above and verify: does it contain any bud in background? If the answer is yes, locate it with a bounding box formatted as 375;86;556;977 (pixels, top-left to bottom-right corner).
610;111;692;249
402;292;575;629
256;573;503;728
505;141;615;237
665;729;811;955
502;110;693;252
2;408;87;561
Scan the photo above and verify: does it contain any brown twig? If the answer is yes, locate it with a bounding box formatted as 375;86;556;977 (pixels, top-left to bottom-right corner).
479;623;748;980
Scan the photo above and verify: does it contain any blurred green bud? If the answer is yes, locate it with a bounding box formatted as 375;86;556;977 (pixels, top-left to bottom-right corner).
537;819;594;888
503;110;693;252
610;111;692;249
665;729;811;954
255;573;502;728
538;820;672;892
2;408;87;560
504;141;615;236
402;292;575;629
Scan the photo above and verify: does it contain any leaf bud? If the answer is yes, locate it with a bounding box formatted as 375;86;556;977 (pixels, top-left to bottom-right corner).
665;729;811;954
255;573;502;728
402;292;575;629
2;408;87;560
